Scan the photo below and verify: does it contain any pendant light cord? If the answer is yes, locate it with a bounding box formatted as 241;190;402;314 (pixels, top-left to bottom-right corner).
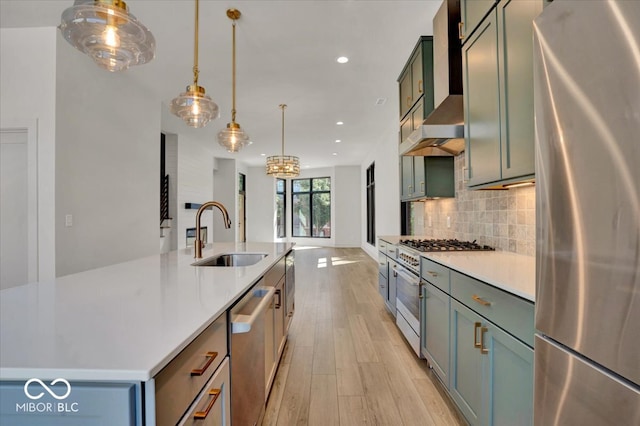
193;0;199;85
231;18;237;123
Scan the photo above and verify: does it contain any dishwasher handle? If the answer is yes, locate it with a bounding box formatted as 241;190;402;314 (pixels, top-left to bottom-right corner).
231;286;276;334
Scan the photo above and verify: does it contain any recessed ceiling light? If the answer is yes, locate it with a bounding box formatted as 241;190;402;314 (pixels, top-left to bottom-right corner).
332;152;338;156
260;153;266;156
336;56;349;64
335;139;341;143
336;121;344;125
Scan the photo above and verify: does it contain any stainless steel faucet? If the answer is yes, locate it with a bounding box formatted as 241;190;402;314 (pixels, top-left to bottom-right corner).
194;201;232;258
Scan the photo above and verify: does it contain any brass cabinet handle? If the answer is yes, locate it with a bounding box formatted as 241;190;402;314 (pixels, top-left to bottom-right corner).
407;96;412;107
191;351;218;376
418;79;423;94
426;271;438;277
194;388;221;419
474;322;481;348
275;289;282;309
472;294;491;307
458;22;464;39
480;326;489;354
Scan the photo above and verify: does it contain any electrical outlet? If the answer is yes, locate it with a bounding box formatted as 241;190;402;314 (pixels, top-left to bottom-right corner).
65;214;73;227
446;216;451;228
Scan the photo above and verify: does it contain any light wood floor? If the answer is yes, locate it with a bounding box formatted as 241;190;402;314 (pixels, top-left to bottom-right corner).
263;247;466;426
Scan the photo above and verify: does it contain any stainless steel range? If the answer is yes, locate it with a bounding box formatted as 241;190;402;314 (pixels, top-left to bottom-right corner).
394;238;494;358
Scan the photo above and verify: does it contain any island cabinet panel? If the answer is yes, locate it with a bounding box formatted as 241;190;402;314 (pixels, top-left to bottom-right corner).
0;381;137;425
178;357;230;426
155;314;227;426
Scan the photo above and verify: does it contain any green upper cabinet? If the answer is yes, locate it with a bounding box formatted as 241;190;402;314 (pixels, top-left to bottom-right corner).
462;0;543;188
401;156;455;201
460;0;497;42
398;37;435;130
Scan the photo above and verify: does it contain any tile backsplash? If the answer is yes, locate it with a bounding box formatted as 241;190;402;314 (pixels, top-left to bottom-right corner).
415;155;535;256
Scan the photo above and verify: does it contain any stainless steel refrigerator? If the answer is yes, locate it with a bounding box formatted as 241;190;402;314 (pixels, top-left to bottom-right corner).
533;0;640;424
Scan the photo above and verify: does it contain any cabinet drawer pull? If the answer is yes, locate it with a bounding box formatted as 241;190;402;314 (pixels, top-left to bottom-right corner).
473;322;481;348
418;79;423;94
426;271;438;277
407;96;412;107
275;289;282;309
472;294;491;307
480;326;489;354
191;351;218;376
458;22;464;39
193;388;221;419
379;262;385;266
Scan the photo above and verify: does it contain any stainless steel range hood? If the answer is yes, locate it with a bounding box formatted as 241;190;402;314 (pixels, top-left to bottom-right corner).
400;0;464;156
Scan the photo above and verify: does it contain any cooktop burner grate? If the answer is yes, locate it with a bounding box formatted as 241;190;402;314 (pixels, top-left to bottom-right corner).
399;238;494;252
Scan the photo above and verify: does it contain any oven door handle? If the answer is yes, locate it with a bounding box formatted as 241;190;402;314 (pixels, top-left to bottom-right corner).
395;268;420;286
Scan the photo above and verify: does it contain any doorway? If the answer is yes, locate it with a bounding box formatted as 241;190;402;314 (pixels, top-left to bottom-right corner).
238;173;246;242
1;127;38;289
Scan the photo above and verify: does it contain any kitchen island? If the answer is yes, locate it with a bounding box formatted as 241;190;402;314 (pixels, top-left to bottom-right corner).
0;241;295;425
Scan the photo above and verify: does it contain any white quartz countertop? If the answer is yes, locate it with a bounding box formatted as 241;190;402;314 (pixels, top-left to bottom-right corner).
0;242;294;382
379;236;535;302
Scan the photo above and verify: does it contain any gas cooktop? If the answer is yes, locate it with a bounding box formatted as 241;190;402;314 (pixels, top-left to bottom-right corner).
399;238;494;252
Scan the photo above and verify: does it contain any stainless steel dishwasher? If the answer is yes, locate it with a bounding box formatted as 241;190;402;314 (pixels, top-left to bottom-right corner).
230;279;275;426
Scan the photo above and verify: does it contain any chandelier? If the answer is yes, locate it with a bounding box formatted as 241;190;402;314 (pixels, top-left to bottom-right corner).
217;9;251;152
266;104;300;178
58;0;155;72
170;0;219;128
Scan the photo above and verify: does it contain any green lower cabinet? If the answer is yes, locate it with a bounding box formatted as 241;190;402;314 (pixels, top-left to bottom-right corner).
449;299;533;426
421;283;450;389
484;323;533;426
450;299;484;425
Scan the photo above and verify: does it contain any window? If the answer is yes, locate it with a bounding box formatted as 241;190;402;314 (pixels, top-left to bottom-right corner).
276;179;286;238
366;163;375;245
292;177;331;238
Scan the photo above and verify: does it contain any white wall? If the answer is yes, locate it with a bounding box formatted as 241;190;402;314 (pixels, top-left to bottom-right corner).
360;137;401;259
0;27;57;281
334;166;362;247
246;167;277;242
175;134;215;250
54;32;160;276
212;158;236;243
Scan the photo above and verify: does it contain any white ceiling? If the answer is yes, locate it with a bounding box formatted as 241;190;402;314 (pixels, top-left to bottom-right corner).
1;0;442;168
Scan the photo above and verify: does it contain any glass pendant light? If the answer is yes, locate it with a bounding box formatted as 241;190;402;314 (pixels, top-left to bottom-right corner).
217;9;251;152
58;0;155;72
266;104;300;178
170;0;219;128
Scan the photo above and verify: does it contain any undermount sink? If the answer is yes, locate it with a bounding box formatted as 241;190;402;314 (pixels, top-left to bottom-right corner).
192;253;268;267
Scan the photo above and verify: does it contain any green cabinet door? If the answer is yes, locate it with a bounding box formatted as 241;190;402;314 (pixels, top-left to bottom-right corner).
423;283;451;388
460;0;497;41
413;156;426;198
450;299;483;425
483;323;533;426
497;0;542;181
401;156;414;200
463;12;501;187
